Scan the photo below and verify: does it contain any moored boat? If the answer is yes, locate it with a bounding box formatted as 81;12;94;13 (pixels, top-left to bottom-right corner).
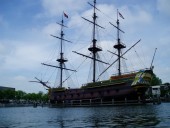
31;0;154;106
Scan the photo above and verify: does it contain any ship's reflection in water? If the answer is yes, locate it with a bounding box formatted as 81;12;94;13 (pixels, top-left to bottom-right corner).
47;104;166;127
0;104;170;127
110;114;160;127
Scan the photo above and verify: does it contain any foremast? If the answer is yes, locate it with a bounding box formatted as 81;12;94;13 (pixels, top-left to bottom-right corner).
42;13;76;88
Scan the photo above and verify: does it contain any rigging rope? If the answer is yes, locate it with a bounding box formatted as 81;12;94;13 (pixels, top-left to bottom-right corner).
96;53;108;80
127;54;135;71
133;47;146;68
54;68;60;87
61;58;88;86
63;64;75;88
88;56;93;82
121;50;128;73
99;8;115;22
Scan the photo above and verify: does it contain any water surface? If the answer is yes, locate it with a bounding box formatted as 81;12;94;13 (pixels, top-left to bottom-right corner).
0;103;170;127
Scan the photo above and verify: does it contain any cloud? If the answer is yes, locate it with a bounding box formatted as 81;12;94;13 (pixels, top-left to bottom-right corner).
0;43;6;55
0;39;51;93
68;3;152;42
13;75;27;81
0;40;50;71
157;0;170;16
1;0;169;93
62;3;155;84
41;0;87;17
7;75;46;93
119;6;152;26
42;23;60;36
156;67;170;83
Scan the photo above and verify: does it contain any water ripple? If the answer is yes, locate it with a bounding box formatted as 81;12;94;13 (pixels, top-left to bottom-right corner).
0;104;170;127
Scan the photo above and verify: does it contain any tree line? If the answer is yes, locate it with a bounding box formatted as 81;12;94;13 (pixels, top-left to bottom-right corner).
0;90;48;103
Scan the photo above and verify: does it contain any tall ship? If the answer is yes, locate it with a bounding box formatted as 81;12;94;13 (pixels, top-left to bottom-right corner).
32;0;154;106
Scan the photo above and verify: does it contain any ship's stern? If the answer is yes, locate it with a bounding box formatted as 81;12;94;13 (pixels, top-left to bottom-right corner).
131;69;153;95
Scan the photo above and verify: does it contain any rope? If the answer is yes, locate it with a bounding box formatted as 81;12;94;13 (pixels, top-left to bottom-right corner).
87;57;93;82
121;50;128;73
61;58;88;86
134;47;146;68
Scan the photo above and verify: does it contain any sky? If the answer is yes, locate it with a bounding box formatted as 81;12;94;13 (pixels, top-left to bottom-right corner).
0;0;170;93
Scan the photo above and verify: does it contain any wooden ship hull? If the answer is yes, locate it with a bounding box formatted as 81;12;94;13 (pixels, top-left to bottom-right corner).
49;70;153;106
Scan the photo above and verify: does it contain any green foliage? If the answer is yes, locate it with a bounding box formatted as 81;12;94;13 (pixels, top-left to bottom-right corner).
15;90;26;100
0;90;4;99
23;92;48;102
0;90;49;102
0;90;15;100
151;73;162;86
161;83;170;97
164;83;170;86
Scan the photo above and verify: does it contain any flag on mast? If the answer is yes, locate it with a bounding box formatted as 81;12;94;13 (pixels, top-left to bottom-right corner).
63;12;68;18
119;12;124;19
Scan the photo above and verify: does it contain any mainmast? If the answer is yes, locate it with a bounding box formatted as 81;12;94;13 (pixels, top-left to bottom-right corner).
88;0;102;82
42;13;76;88
73;0;107;83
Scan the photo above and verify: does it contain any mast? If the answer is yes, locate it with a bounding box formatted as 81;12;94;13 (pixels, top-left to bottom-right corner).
58;16;66;87
97;10;141;80
73;0;107;83
112;10;126;76
42;13;76;88
88;0;102;82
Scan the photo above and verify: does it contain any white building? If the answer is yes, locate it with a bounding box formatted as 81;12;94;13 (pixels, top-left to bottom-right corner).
151;85;161;97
